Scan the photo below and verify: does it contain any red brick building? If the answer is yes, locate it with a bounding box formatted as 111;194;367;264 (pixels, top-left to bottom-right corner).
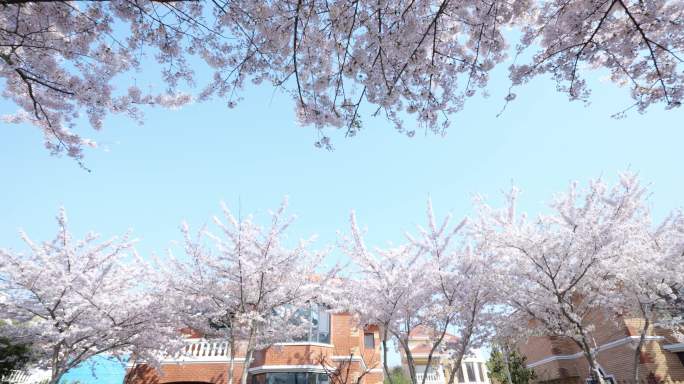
519;317;684;383
126;308;384;384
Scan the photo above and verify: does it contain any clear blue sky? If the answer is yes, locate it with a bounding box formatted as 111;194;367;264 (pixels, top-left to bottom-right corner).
1;56;683;381
2;67;682;256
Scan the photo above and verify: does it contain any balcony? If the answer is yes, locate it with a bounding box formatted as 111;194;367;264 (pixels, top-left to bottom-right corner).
162;339;234;363
2;369;50;384
415;370;446;384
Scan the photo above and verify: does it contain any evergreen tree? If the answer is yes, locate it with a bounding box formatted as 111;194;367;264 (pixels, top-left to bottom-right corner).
0;336;32;380
486;346;536;384
384;367;411;384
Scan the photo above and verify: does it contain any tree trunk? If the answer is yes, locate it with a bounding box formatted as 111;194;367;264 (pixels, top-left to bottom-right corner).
633;305;651;384
444;352;465;384
420;321;451;384
583;350;604;384
446;301;476;384
396;334;417;384
578;337;605;384
123;354;140;384
49;344;63;384
49;371;65;384
240;324;257;384
445;331;472;384
228;337;236;384
382;326;395;384
241;347;255;384
501;343;514;384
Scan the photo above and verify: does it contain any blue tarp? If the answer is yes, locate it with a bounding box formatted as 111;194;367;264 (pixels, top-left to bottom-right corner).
59;355;126;384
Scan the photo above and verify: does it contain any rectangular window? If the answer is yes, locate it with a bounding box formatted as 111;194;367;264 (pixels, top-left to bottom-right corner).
311;306;319;342
252;374;266;384
291;304;331;343
317;373;330;384
364;332;375;349
317;307;330;343
268;373;295;384
477;363;485;382
465;363;477;382
296;372;309;384
254;372;330;384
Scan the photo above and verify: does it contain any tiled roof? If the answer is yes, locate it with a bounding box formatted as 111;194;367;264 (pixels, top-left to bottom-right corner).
409;325;459;342
407;325;459;355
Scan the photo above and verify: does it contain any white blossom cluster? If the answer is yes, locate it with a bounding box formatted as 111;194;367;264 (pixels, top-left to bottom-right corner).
1;0;683;160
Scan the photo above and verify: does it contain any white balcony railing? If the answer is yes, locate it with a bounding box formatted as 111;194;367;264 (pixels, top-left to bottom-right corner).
416;371;445;384
164;339;233;363
2;369;50;384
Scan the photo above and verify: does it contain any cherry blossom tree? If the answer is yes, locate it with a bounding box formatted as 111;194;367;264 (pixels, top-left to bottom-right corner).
610;202;684;384
405;202;497;384
153;222;248;384
473;173;670;384
2;1;684;161
160;199;333;384
339;211;427;384
0;208;174;384
341;204;497;384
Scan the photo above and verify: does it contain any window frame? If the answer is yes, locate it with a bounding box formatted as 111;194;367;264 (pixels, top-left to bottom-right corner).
292;303;331;344
364;332;375;349
251;372;330;384
456;366;465;383
476;363;485;382
465;362;477;382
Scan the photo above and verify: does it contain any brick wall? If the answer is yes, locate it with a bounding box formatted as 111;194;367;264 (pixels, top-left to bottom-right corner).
127;312;384;384
126;362;244;384
519;315;684;384
252;345;334;366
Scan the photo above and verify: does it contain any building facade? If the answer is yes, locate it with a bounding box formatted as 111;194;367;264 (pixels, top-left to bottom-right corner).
519;317;684;383
126;309;384;384
401;326;490;384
